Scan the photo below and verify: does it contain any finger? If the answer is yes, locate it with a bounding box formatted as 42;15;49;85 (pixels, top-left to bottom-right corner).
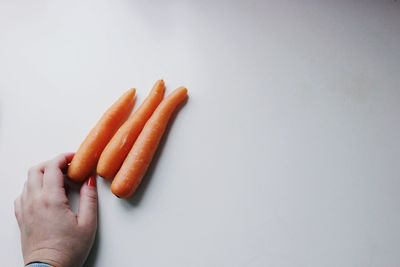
27;164;45;193
77;176;98;228
43;153;75;190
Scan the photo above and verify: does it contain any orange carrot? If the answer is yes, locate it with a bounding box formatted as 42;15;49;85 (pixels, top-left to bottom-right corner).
97;80;165;180
68;89;136;182
111;87;188;198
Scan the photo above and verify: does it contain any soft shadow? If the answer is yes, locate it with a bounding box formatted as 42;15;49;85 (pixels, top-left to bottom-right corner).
82;222;100;267
123;97;189;207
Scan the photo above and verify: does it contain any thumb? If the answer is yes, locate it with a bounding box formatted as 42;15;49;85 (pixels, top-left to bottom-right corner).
78;176;98;228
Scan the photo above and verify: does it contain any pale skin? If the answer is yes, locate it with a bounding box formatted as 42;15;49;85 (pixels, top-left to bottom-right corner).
14;153;98;267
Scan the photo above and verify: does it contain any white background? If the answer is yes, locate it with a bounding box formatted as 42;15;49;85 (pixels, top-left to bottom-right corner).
1;1;400;266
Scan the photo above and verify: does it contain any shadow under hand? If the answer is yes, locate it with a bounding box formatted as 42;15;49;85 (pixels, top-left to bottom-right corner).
123;97;189;208
82;217;100;267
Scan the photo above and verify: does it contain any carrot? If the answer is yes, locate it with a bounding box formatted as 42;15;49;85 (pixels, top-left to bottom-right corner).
97;80;165;180
111;87;188;198
68;89;136;182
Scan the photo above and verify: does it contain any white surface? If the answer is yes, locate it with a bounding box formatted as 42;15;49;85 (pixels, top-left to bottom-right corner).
1;1;400;266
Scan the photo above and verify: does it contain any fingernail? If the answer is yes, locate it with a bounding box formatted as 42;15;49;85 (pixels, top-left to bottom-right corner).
87;176;97;188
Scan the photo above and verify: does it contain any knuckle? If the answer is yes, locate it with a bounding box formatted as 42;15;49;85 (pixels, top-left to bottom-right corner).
27;167;36;176
43;160;51;169
28;164;43;176
53;154;65;165
40;196;51;208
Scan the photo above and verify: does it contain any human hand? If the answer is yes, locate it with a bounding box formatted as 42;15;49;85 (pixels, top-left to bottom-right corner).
14;153;98;267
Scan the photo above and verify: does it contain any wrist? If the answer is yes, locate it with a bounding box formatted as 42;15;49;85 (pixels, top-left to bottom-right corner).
26;262;52;267
25;247;68;267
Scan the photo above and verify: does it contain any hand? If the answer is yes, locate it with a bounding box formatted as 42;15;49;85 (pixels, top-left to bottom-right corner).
14;153;98;267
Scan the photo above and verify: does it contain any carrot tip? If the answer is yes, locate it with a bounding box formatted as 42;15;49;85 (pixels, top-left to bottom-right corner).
125;88;136;101
179;87;188;96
